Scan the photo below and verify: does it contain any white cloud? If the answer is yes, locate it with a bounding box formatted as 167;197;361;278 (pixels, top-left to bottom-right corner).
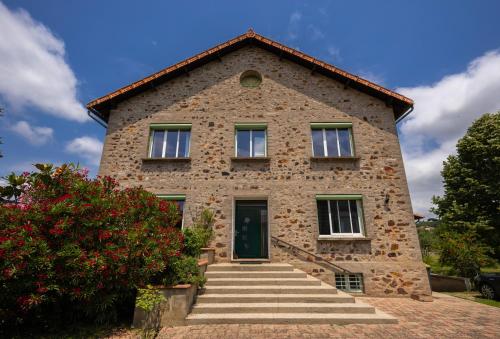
65;136;103;166
287;11;302;40
10;120;53;145
326;46;341;62
397;50;500;216
307;24;325;41
0;2;87;122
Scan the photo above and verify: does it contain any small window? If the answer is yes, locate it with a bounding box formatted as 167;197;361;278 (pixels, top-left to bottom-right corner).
316;195;364;237
158;195;185;229
235;124;267;158
335;273;363;292
240;70;262;88
311;123;353;157
148;124;191;158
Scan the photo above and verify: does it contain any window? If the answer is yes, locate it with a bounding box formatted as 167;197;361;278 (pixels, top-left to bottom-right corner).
240;70;262;88
316;195;364;237
311;123;353;157
157;194;185;229
335;273;363;293
235;124;267;157
149;124;191;158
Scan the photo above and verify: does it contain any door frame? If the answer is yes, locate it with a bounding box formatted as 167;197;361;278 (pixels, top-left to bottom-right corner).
231;196;271;262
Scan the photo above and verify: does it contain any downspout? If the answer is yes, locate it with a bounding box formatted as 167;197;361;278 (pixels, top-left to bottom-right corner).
87;108;107;128
395;105;414;124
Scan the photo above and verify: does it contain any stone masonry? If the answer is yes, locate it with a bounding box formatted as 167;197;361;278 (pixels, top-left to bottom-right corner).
98;45;431;297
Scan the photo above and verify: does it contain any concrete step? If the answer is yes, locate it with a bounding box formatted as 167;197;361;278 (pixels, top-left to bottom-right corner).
205;270;307;279
196;293;354;304
191;301;375;314
205;276;321;286
207;263;294;272
186;310;397;325
202;283;337;294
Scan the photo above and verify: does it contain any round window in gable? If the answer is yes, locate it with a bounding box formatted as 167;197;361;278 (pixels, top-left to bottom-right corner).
240;70;262;88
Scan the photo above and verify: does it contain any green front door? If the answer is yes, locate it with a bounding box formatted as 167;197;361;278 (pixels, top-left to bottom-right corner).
234;200;268;259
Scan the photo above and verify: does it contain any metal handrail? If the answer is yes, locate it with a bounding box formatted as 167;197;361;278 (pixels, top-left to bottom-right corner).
271;236;351;274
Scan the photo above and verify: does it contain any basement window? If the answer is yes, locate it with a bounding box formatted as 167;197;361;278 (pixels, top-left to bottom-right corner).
149;124;191;158
335;273;364;293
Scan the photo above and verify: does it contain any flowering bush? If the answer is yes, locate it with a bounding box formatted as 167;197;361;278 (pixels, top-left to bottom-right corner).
0;164;183;326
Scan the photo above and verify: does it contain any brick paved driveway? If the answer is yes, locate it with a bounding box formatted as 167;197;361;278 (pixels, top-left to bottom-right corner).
114;293;500;338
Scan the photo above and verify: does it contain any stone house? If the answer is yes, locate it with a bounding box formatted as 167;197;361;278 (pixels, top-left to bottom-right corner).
87;30;431;298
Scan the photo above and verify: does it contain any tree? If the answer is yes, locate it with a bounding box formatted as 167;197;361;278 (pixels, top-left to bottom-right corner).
432;112;500;261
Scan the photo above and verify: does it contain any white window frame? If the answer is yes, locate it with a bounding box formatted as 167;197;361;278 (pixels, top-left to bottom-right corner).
317;198;365;238
149;129;191;158
311;127;354;157
235;128;267;158
335;273;364;293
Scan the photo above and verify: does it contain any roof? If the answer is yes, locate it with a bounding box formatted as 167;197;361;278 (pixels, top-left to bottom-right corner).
87;29;413;123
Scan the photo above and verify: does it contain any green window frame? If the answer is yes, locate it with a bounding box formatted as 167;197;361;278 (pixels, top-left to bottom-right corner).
148;123;192;158
310;122;354;157
316;194;365;237
234;123;267;157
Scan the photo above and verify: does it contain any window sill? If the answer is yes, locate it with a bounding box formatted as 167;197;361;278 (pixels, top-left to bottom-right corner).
142;157;191;162
230;157;270;161
310;156;360;161
318;236;371;241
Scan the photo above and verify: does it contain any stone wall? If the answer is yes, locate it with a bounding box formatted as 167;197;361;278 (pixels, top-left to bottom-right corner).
99;45;431;297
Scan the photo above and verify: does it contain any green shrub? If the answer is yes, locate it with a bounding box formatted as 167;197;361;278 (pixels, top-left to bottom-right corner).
0;164;183;328
182;209;214;257
162;256;206;287
136;285;166;312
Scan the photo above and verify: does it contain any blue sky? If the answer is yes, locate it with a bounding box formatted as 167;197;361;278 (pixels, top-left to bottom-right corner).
1;0;500;215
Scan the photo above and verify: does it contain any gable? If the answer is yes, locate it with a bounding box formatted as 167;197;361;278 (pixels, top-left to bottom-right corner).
87;29;413;124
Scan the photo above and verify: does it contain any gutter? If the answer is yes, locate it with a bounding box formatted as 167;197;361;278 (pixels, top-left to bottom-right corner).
395;105;414;124
87;108;107;128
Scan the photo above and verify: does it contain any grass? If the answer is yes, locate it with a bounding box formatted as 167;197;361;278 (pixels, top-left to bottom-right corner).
445;291;500;308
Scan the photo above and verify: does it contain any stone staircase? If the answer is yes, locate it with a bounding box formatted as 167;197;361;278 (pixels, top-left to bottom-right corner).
186;263;396;324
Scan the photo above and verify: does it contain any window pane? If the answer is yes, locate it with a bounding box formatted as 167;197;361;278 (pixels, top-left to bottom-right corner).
151;130;164;158
165;130;178;157
348;274;361;291
335;273;346;289
312;129;324;156
252;130;266;157
178;130;190;157
325;129;339;156
331;201;340;233
316;200;330;235
337;200;352;233
174;200;184;228
350;200;361;233
338;128;352;156
237;130;250;157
